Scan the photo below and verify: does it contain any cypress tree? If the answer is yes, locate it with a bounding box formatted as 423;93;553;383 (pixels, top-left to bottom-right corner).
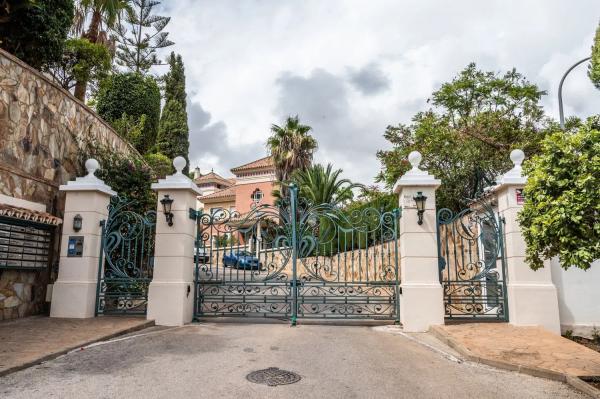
156;52;190;170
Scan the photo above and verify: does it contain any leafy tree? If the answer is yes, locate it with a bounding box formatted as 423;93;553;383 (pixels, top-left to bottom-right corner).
0;0;35;24
344;186;397;214
155;53;189;170
114;0;174;73
376;63;549;210
589;22;600;89
267;115;318;190
163;51;186;105
72;0;131;100
144;152;172;178
156;100;189;168
96;72;161;153
292;163;361;206
48;38;111;95
0;0;74;70
518;117;600;271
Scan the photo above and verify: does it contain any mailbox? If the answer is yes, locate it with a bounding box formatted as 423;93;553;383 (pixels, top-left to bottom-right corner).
67;236;84;257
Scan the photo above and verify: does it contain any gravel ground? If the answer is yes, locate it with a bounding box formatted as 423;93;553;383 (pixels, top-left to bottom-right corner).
0;322;589;399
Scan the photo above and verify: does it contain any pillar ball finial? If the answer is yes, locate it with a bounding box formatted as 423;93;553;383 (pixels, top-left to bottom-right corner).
408;151;422;169
510;149;525;167
173;156;186;174
85;158;100;176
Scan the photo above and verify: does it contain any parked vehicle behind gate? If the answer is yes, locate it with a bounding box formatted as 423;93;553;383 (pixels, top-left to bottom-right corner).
194;247;210;264
222;250;262;270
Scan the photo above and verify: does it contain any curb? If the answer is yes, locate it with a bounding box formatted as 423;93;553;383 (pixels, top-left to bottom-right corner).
429;326;600;398
0;319;155;378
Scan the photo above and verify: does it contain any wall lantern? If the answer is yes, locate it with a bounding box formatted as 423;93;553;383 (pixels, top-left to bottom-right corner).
160;195;174;226
413;191;427;225
73;214;83;232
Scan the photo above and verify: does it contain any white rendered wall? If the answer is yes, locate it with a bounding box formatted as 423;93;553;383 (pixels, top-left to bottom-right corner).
551;258;600;337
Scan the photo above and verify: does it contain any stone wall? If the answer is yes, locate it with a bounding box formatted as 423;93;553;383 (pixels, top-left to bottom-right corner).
0;270;45;319
0;48;140;320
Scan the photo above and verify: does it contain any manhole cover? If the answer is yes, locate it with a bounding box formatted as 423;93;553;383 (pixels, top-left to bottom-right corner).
246;367;301;386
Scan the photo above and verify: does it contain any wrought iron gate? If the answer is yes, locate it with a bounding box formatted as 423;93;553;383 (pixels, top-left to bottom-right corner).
95;197;156;315
436;205;508;321
192;185;401;324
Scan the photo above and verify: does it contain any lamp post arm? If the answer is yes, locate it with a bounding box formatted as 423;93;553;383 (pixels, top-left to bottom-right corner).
558;57;591;129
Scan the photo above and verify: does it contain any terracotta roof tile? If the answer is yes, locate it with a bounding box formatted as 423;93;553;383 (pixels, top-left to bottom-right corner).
193;171;233;187
230;156;274;173
0;204;62;226
198;186;236;201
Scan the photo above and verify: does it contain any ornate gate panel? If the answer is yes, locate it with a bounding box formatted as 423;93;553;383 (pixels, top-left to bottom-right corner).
436;205;508;321
191;199;294;319
192;186;401;324
95;197;156;315
295;202;400;321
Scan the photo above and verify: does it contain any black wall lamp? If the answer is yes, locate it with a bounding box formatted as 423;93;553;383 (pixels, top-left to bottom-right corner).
73;214;83;232
413;191;427;225
160;195;174;226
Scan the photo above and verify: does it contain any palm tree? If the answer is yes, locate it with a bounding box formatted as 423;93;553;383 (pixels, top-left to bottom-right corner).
293;163;363;207
267;116;318;186
71;0;131;100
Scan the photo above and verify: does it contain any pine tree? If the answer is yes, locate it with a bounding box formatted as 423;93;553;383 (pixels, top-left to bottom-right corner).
114;0;174;74
155;52;190;171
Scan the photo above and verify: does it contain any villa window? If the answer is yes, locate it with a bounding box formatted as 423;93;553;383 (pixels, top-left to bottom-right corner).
251;189;264;204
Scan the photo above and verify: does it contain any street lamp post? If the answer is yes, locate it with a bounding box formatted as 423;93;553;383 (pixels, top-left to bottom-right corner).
558;57;591;129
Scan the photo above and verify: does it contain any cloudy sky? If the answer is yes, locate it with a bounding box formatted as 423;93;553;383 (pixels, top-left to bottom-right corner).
158;0;600;185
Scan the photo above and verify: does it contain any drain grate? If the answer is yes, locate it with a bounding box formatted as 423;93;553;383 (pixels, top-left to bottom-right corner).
246;367;301;386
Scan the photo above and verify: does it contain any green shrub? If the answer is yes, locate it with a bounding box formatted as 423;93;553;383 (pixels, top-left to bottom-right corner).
96;73;161;154
518;117;600;271
111;113;147;151
144;152;173;179
79;139;156;213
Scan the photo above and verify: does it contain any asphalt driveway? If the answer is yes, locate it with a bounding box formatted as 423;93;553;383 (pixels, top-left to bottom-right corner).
0;321;588;399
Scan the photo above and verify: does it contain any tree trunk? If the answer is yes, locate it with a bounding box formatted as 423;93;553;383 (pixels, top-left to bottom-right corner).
73;81;86;101
85;10;102;44
75;10;103;101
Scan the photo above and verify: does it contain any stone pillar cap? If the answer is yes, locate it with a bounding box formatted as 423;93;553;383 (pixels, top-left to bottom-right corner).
151;156;202;194
393;151;441;192
497;149;527;185
59;158;117;196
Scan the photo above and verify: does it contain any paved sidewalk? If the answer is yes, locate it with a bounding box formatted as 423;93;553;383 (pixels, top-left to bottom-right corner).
0;316;153;376
431;323;600;396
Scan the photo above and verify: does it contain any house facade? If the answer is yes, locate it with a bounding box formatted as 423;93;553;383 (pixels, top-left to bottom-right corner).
194;156;277;217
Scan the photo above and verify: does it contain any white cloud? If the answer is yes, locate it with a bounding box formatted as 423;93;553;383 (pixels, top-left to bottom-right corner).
156;0;600;183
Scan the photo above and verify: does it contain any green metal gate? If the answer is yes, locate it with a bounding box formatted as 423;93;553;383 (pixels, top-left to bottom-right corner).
95;197;156;316
191;185;401;324
436;205;508;321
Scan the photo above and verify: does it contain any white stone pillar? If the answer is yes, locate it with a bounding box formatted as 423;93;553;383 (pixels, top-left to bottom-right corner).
496;150;560;334
393;151;444;332
50;159;116;318
147;157;202;326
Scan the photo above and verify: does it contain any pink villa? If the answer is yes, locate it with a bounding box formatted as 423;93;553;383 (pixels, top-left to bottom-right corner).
193;156;277;247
